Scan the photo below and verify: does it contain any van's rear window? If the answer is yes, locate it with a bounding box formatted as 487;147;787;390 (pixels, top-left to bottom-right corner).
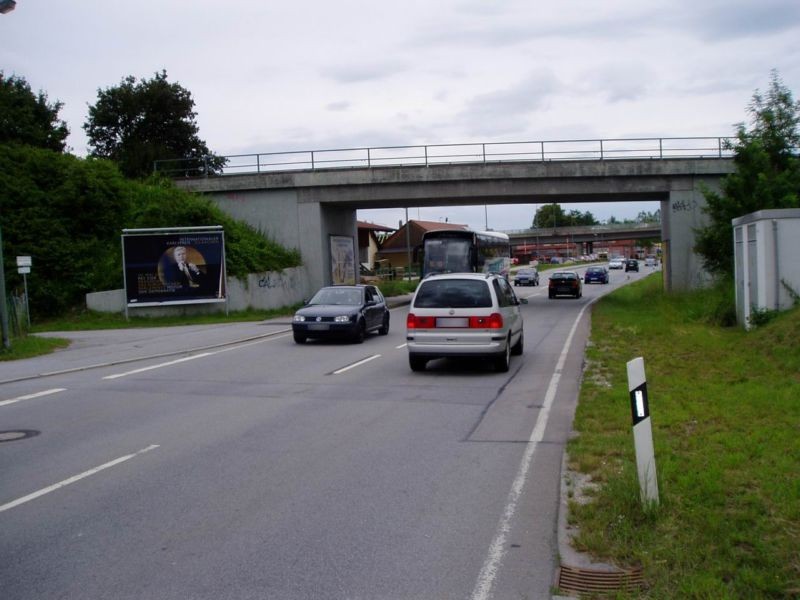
414;280;492;308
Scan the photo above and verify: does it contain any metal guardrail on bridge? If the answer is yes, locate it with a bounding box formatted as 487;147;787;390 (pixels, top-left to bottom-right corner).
154;136;736;178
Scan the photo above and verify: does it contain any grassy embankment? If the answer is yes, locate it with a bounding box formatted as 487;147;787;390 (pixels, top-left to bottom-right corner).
566;274;799;598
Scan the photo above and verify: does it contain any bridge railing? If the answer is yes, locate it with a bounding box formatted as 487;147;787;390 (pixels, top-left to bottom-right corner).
154;136;736;177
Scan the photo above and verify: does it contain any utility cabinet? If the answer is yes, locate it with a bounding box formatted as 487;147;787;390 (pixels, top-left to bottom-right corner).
732;209;800;329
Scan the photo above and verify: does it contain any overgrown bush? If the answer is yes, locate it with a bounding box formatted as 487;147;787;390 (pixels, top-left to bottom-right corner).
0;144;300;317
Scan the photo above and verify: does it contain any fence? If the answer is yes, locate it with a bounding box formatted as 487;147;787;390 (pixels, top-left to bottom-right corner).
154;136;736;178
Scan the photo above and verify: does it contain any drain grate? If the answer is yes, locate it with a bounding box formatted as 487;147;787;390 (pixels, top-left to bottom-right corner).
0;430;40;443
557;565;644;596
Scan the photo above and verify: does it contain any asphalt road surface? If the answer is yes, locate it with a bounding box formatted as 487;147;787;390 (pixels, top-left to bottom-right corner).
0;266;654;599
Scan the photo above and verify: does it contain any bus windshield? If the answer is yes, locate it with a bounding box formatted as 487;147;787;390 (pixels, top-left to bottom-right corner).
422;229;511;277
423;238;472;274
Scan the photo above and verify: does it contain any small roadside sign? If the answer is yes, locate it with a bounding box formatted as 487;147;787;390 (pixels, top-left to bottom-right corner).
18;266;30;274
16;256;32;267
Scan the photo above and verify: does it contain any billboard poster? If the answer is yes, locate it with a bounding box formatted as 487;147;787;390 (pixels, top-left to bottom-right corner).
123;230;226;305
330;235;356;285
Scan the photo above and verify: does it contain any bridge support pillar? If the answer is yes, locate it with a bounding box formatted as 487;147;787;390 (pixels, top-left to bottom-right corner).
297;200;358;290
661;177;722;291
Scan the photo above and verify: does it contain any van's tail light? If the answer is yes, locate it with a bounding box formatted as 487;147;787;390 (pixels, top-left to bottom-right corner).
470;313;503;329
407;313;504;329
407;314;435;329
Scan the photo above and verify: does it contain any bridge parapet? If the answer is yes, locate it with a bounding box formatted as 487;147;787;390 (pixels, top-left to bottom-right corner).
156;136;735;178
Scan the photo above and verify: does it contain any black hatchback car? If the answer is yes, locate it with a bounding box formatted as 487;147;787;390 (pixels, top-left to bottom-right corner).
548;271;583;298
292;285;389;343
625;259;639;272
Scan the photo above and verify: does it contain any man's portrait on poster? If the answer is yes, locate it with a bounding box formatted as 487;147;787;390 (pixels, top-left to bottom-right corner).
158;245;206;290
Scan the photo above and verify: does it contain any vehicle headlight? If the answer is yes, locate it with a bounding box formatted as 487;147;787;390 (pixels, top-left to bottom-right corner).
334;315;352;323
293;315;306;322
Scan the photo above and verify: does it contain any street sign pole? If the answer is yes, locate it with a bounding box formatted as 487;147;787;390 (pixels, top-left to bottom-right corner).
627;356;659;507
22;272;30;328
16;256;32;329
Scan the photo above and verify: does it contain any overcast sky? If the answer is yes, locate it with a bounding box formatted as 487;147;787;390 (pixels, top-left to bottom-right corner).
3;0;799;230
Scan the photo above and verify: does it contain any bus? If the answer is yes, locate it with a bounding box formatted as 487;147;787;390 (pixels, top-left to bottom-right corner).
421;229;512;277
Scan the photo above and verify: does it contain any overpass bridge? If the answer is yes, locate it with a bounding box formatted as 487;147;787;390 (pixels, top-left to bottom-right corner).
168;137;735;293
505;223;661;260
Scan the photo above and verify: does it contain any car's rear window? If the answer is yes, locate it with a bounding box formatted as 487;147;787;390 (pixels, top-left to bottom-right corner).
551;273;576;280
413;279;493;308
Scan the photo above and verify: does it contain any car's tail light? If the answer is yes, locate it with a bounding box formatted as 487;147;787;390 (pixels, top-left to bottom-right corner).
407;313;503;329
470;313;503;329
407;314;435;329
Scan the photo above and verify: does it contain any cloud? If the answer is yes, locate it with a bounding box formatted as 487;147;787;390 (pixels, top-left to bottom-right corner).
681;0;800;41
323;60;407;84
326;101;351;112
454;70;562;136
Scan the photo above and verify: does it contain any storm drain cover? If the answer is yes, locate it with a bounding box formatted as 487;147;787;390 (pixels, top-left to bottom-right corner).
0;430;40;443
557;565;644;596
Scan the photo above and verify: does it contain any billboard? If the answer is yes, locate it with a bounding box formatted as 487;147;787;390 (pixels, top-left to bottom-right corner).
330;235;356;285
122;228;226;306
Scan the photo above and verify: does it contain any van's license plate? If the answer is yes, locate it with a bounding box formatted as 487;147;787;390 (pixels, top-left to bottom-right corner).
436;317;469;328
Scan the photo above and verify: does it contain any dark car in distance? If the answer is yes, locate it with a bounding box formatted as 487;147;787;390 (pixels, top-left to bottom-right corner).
584;266;610;284
625;259;639;272
548;271;583;299
513;268;539;286
292;284;389;344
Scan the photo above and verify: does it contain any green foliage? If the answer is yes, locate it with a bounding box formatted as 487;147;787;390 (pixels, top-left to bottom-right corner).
696;71;800;276
0;144;130;316
533;204;597;228
84;70;225;179
568;275;800;598
0;72;69;151
0;144;300;318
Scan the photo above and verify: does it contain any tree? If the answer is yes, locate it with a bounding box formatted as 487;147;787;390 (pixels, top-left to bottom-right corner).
84;70;225;179
695;71;800;277
0;72;69;151
636;209;661;224
533;204;597;228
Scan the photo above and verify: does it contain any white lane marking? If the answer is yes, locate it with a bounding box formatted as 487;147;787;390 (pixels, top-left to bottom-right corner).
471;298;597;600
210;333;292;353
395;343;407;349
102;353;213;380
0;388;66;408
0;444;160;514
332;354;382;375
101;334;293;380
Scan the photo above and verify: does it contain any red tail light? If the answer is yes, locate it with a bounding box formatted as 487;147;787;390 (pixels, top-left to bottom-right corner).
407;314;435;329
470;313;504;329
407;313;503;329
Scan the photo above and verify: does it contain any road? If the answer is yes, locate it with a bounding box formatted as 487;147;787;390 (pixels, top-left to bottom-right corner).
0;266;653;599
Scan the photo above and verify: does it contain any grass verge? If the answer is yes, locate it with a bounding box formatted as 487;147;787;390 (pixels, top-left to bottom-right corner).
0;335;70;361
566;274;799;598
30;305;302;333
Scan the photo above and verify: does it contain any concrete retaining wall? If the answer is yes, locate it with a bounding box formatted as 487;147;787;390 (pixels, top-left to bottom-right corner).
86;266;312;315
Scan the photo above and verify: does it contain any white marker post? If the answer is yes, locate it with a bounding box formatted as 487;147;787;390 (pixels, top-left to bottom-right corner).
626;357;659;507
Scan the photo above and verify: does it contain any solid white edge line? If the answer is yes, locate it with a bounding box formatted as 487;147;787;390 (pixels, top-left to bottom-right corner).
470;298;596;600
102;353;214;380
0;444;160;513
0;388;67;407
333;354;382;375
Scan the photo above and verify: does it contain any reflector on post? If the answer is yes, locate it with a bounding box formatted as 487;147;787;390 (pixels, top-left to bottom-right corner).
627;357;659;506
